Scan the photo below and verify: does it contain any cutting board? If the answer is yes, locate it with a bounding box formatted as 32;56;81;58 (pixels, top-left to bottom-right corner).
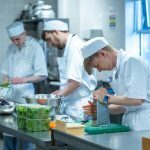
85;121;130;134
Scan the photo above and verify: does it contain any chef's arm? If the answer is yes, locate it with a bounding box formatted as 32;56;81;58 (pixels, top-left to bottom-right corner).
108;95;144;106
55;79;80;96
94;88;144;106
11;76;47;84
109;104;126;114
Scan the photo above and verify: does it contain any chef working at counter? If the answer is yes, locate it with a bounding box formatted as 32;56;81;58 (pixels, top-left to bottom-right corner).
82;37;150;131
1;21;48;150
42;20;97;121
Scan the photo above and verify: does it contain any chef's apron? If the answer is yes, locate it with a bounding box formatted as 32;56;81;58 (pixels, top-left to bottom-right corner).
8;47;34;104
57;36;94;121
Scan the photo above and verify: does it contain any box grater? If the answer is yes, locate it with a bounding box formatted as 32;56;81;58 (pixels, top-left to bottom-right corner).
96;101;110;126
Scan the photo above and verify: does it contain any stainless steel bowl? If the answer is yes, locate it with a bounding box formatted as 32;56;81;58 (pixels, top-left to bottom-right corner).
24;94;63;106
0;102;15;114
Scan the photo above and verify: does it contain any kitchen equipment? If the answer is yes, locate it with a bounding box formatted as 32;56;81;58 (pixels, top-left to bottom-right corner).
0;99;10;105
85;121;130;134
90;96;110;126
24;94;63;105
33;0;55;19
33;5;55;19
0;102;15;114
97;101;110;126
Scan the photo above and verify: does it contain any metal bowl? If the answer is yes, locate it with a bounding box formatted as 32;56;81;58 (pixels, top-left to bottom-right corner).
0;102;15;114
24;94;63;106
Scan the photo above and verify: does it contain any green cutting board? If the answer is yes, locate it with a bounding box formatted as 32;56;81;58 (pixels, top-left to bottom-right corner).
85;121;130;134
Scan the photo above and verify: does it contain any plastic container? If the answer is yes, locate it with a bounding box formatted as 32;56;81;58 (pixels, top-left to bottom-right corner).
26;118;50;131
17;117;26;129
16;104;27;117
26;105;50;119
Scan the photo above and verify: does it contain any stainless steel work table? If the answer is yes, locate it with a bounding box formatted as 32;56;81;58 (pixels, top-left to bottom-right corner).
0;114;52;150
53;129;150;150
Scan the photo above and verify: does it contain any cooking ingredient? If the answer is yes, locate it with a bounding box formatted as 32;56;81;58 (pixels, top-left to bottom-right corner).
17;117;26;129
26;118;50;131
26;105;50;119
37;98;47;105
49;121;56;128
16;104;27;117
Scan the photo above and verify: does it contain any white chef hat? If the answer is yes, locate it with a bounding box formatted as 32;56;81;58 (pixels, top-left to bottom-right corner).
43;20;68;31
7;22;25;37
81;37;109;59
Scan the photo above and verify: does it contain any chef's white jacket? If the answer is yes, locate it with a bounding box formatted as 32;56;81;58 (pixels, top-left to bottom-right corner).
1;36;48;103
110;49;150;131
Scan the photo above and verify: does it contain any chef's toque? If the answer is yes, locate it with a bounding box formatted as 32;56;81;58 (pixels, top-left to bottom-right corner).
81;37;109;59
7;22;25;37
43;20;68;31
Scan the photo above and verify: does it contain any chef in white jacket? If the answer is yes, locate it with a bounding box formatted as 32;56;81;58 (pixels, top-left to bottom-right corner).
1;21;48;150
82;37;150;131
42;20;97;121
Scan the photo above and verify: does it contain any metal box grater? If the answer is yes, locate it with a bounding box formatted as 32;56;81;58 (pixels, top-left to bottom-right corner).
96;101;110;126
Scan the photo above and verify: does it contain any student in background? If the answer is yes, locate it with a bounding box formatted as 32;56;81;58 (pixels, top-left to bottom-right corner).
42;20;97;121
1;21;48;150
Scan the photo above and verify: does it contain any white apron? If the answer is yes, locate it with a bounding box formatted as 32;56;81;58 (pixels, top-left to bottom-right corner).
7;46;34;104
57;57;94;121
57;35;96;121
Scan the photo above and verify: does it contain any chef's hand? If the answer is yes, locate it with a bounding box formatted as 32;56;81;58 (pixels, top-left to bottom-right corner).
93;88;108;103
82;102;96;115
52;90;64;97
11;77;26;84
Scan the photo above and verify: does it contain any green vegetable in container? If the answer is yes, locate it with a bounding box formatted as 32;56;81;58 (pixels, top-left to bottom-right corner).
16;104;27;117
26;118;50;132
26;105;50;119
17;117;26;129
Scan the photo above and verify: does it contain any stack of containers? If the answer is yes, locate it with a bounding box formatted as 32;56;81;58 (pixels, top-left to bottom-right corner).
16;104;50;131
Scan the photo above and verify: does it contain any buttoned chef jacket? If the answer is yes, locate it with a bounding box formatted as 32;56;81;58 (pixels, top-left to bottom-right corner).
110;49;150;131
1;36;48;103
58;34;97;121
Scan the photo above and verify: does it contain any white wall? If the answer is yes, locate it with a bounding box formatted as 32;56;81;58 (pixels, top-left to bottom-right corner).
58;0;125;49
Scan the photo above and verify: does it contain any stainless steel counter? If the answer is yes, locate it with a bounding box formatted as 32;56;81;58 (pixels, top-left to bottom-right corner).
0;114;52;150
1;114;150;150
53;129;150;150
